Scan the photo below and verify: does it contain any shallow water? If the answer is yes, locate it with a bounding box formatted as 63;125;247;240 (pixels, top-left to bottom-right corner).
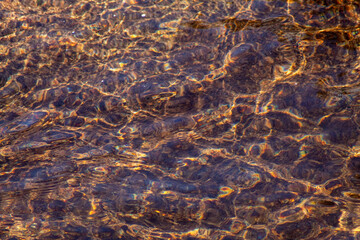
1;0;360;239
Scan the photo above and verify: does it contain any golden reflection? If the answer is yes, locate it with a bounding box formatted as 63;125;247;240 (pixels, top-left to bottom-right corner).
0;0;360;239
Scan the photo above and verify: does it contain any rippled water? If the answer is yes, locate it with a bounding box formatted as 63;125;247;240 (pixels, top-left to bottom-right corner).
1;0;360;239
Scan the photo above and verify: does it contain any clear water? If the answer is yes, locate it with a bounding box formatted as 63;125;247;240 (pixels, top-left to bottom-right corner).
0;0;360;239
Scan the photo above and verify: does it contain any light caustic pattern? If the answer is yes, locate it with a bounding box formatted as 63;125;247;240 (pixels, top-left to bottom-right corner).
0;0;360;239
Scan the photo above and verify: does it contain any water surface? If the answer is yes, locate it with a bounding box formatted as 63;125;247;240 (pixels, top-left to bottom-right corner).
0;0;360;239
